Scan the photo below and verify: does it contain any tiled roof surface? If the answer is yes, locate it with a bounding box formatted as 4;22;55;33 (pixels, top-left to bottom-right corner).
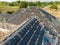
1;18;45;45
58;37;60;45
0;7;60;45
0;18;59;45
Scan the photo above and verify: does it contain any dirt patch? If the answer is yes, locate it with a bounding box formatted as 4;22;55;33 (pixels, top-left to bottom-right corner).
0;23;17;43
0;19;28;43
0;31;8;43
43;5;60;20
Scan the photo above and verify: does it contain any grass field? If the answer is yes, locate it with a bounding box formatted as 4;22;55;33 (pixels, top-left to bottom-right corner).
0;6;19;14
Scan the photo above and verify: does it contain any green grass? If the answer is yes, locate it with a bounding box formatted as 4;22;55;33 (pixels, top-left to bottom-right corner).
0;6;19;14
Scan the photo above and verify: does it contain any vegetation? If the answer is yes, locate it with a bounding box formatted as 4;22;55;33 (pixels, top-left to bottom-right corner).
0;1;60;14
19;1;27;8
0;1;60;8
50;2;58;10
50;4;58;10
0;6;19;14
0;11;2;14
7;11;14;14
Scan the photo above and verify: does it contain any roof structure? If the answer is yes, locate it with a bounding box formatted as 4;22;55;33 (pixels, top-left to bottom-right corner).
0;6;60;45
0;17;59;45
0;18;45;45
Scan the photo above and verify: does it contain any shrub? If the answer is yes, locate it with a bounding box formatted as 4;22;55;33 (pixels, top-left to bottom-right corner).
50;4;58;10
7;11;14;14
0;11;2;14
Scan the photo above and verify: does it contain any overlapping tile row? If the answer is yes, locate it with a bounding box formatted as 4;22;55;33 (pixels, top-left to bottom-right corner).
1;18;45;45
58;37;60;45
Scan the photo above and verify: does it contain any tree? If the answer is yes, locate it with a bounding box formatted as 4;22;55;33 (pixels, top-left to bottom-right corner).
35;1;41;7
19;1;28;8
28;2;36;6
9;3;14;6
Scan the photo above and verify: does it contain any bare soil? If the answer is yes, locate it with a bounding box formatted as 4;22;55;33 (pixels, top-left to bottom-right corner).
43;5;60;20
